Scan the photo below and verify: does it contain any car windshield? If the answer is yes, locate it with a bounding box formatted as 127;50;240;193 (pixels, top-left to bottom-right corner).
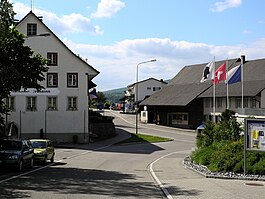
0;140;22;150
31;141;47;149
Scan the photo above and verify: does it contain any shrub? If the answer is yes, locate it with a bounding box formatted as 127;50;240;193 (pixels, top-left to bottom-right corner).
191;142;221;166
208;139;244;172
252;157;265;175
193;110;265;174
197;121;217;147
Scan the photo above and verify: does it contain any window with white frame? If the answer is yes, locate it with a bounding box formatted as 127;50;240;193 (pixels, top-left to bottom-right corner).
67;97;77;111
27;23;37;36
6;97;15;111
47;73;58;87
26;97;37;111
47;52;58;66
67;73;78;88
47;97;57;110
147;87;151;90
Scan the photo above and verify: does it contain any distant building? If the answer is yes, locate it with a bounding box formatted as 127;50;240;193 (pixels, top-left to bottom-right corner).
141;56;265;129
122;78;167;112
5;11;99;143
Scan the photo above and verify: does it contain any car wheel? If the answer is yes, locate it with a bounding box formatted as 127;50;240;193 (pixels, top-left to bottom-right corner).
17;160;23;171
50;154;55;163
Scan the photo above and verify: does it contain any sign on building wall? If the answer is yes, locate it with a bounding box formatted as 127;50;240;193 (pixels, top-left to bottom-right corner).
245;118;265;151
11;88;60;96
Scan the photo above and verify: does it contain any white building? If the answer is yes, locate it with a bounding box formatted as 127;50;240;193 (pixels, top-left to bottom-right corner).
6;11;99;143
126;78;167;104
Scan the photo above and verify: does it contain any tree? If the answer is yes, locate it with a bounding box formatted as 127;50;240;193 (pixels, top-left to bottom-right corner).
196;109;242;148
0;0;48;138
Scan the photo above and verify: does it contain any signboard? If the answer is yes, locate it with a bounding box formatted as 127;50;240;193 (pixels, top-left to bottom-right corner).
245;118;265;151
11;88;60;96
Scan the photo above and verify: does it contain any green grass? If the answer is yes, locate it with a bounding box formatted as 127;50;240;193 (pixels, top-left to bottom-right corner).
118;133;172;144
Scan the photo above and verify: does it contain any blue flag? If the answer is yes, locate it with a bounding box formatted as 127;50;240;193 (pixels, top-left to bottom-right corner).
226;65;241;85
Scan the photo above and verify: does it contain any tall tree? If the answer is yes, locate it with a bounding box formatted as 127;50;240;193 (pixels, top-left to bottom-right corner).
0;0;48;138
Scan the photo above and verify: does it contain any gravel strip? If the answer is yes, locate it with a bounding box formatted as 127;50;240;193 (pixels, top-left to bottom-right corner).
183;156;265;181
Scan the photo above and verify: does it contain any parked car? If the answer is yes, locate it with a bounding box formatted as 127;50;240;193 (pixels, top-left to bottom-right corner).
30;139;55;164
0;138;34;171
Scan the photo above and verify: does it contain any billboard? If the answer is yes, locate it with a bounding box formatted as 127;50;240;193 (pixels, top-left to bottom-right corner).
245;118;265;151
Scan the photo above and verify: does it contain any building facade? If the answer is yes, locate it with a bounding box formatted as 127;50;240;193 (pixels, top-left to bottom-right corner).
123;78;167;112
6;11;99;143
141;56;265;129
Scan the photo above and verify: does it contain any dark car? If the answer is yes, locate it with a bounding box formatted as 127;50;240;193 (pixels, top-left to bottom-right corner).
0;138;34;171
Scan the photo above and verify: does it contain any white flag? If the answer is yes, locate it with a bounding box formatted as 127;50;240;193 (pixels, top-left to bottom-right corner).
200;61;214;83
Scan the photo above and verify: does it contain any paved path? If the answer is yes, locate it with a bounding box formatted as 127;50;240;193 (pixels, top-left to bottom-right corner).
56;126;265;199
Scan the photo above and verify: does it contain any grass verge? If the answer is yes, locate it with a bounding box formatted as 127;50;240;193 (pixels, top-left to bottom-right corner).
118;133;172;144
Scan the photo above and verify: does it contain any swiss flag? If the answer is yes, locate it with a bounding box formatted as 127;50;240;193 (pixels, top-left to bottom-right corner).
213;62;226;84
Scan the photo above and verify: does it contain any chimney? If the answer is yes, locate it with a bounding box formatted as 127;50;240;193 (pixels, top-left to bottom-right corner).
37;16;43;22
241;55;246;64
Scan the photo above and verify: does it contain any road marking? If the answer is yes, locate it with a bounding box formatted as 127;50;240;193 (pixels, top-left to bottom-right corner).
0;144;114;184
109;111;195;138
110;111;135;126
148;150;191;199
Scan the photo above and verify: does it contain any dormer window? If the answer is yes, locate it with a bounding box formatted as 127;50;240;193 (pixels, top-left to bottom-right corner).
27;23;37;36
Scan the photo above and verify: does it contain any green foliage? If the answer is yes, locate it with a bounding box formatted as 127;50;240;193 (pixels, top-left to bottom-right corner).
196;121;216;147
193;109;265;174
197;109;242;148
103;87;126;103
104;101;111;109
0;1;48;130
191;142;221;166
208;139;244;172
118;133;172;144
89;91;107;108
0;0;15;31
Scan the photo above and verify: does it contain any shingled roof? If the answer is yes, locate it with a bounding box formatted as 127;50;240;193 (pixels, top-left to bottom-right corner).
199;58;265;98
140;57;263;106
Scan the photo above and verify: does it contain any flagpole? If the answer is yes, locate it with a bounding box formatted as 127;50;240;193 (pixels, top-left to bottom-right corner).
213;57;216;123
226;58;229;109
241;56;244;108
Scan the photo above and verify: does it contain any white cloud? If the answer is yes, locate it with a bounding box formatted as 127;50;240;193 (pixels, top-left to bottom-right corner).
91;0;125;19
63;37;265;91
211;0;242;12
13;2;103;36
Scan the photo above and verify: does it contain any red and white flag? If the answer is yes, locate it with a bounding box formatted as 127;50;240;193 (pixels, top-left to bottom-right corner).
212;62;226;84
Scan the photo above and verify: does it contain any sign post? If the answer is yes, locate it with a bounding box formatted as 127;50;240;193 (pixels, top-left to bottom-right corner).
244;118;265;175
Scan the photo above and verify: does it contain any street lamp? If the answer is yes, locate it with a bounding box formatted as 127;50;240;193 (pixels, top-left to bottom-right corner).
85;73;90;144
135;59;157;134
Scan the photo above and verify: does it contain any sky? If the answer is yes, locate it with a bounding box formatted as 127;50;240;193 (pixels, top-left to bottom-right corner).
10;0;265;91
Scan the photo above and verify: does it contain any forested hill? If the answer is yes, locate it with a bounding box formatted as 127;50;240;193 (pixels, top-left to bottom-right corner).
103;87;127;103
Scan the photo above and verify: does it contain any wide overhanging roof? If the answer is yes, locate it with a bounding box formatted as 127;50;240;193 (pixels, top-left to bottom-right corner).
140;82;211;106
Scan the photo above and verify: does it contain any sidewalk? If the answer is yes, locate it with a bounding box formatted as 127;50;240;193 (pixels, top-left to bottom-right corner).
153;151;265;199
54;128;131;150
54;128;265;199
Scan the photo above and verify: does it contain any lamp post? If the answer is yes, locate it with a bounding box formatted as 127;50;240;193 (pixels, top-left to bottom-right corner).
135;59;156;134
85;73;90;144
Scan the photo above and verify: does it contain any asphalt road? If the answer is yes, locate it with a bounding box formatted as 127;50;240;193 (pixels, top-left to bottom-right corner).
0;110;196;199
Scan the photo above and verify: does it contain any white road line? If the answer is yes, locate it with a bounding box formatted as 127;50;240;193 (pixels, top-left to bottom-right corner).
109;111;195;137
148;150;191;199
0;144;114;184
110;111;135;126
